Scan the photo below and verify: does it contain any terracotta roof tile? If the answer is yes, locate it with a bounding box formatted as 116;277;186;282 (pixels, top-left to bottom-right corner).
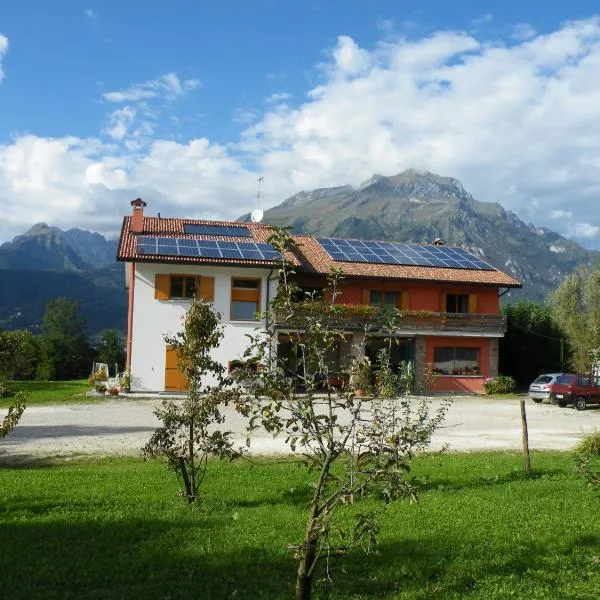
117;214;521;288
117;216;298;268
289;235;521;288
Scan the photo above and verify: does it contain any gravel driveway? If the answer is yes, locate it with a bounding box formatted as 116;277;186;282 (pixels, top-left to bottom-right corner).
2;396;600;460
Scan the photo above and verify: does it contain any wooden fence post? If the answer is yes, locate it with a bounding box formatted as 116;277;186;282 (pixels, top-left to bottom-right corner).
520;399;531;472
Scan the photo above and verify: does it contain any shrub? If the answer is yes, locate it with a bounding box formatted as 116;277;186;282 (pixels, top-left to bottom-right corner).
576;431;600;456
483;375;517;395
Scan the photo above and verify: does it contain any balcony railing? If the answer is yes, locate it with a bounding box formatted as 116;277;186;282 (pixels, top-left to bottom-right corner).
273;305;507;335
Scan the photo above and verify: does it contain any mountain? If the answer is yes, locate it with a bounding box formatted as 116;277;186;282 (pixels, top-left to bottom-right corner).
0;223;118;271
0;224;125;336
241;169;599;300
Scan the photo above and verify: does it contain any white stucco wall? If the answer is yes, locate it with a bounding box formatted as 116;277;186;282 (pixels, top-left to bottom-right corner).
130;262;277;392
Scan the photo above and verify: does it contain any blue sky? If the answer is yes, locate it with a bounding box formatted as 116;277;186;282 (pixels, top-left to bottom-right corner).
1;1;600;249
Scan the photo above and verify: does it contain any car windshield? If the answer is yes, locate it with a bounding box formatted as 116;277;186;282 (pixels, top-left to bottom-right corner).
533;375;553;384
556;375;576;384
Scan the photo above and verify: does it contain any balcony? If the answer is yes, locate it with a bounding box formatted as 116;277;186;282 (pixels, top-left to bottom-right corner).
273;304;507;336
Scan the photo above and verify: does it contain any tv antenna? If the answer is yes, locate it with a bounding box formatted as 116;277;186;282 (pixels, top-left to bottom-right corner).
251;176;264;223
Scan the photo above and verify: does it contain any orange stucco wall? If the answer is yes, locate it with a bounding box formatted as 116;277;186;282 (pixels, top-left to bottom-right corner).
426;336;489;393
336;280;499;314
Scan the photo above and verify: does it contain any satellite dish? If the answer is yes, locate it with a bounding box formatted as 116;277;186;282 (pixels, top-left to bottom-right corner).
251;208;264;223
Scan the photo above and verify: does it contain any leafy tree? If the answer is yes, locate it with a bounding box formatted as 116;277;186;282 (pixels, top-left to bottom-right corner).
143;299;241;504
500;300;567;385
38;298;92;380
0;329;41;380
1;391;27;438
548;264;600;373
237;228;449;600
96;329;125;371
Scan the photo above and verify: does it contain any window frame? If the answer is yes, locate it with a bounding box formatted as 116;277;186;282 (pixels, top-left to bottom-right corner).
432;346;481;376
445;293;469;314
169;275;197;299
230;277;262;321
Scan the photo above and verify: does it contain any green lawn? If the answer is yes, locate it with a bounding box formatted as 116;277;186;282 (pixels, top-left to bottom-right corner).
0;379;91;407
0;452;598;600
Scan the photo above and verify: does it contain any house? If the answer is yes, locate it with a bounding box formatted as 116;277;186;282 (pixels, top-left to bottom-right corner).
117;199;521;394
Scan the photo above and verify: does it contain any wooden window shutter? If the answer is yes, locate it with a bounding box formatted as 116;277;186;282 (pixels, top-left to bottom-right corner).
400;291;409;311
468;293;478;314
439;292;447;312
196;276;215;301
155;274;170;300
362;288;371;305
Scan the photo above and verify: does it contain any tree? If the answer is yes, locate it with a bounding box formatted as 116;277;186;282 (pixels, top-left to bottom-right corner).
500;300;567;385
1;391;27;438
38;298;92;380
96;329;125;371
143;299;241;504
0;329;41;381
237;228;449;600
549;264;600;373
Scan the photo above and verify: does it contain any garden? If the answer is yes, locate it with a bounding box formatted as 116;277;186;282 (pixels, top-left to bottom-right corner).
0;452;598;600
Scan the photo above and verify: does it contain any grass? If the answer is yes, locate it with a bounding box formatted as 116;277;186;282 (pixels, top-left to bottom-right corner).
576;431;600;455
0;452;599;599
0;379;91;407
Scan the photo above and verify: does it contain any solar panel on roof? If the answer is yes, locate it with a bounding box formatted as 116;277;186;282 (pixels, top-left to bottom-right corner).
315;238;494;271
136;236;281;262
183;224;251;237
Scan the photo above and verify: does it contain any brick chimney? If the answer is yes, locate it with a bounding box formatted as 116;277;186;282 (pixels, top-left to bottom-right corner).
130;198;147;233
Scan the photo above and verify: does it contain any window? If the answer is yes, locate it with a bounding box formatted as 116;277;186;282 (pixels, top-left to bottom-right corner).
363;289;408;310
154;274;215;301
170;276;196;298
231;278;261;321
370;290;400;308
446;294;469;313
433;347;481;375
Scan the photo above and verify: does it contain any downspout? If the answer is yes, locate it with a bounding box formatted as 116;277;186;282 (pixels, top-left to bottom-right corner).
266;268;275;366
126;262;136;368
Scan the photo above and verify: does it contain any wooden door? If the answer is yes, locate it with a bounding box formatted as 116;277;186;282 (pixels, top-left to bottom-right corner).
164;345;188;391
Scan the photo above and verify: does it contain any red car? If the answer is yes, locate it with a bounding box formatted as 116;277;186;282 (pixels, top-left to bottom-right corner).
548;374;600;410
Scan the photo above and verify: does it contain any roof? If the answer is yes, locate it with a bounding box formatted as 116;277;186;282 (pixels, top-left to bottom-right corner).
289;235;521;288
117;216;300;268
117;214;521;288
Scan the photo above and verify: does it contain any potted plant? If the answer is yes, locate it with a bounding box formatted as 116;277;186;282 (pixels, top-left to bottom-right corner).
119;369;131;393
351;356;373;397
88;368;108;393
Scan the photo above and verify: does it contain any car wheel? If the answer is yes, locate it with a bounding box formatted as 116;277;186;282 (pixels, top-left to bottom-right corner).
532;398;543;403
575;396;587;411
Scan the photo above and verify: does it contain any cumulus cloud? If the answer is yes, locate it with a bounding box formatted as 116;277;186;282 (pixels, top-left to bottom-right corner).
103;73;200;103
2;20;600;249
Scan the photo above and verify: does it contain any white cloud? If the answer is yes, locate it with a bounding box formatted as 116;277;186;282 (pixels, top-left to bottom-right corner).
0;34;8;83
265;92;292;105
85;9;98;21
550;210;572;219
2;20;600;251
330;35;372;76
103;73;200;103
569;223;600;239
512;23;537;41
103;107;137;141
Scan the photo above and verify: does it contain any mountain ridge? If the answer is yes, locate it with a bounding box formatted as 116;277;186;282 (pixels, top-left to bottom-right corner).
240;169;598;300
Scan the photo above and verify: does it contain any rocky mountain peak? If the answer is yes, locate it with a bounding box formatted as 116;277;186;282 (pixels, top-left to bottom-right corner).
239;169;600;300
